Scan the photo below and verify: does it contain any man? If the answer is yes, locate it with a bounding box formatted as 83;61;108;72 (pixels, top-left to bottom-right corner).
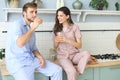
5;2;62;80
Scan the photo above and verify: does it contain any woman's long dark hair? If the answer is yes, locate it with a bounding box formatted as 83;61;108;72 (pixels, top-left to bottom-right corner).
53;6;74;35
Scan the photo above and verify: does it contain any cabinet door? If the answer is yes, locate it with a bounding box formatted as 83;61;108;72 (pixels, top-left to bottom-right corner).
62;68;94;80
34;72;49;80
2;75;14;80
100;65;120;80
1;73;49;80
77;68;94;80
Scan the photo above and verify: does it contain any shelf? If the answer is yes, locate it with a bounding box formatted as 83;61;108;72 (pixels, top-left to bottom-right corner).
3;8;82;22
3;8;120;22
83;10;120;22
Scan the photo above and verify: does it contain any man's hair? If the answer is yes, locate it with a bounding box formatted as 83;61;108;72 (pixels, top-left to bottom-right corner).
22;2;37;12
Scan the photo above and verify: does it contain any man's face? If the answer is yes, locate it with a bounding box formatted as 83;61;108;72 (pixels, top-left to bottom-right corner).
23;7;37;22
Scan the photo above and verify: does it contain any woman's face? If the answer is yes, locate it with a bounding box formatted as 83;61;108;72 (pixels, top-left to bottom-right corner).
57;11;69;24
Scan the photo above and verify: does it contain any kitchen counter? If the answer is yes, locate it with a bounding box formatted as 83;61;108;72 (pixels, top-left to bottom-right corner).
86;60;120;68
54;60;120;68
1;59;120;76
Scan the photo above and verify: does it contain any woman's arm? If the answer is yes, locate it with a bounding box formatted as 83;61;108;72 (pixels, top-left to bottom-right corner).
54;34;82;49
65;37;82;49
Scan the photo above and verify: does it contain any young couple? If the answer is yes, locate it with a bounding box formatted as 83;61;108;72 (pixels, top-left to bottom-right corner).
6;2;90;80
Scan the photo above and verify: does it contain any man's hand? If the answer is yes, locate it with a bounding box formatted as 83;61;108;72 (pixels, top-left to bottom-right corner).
38;56;46;68
32;17;43;30
33;50;45;68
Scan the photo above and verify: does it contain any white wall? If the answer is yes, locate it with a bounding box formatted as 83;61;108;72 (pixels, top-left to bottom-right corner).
0;22;120;59
79;23;120;54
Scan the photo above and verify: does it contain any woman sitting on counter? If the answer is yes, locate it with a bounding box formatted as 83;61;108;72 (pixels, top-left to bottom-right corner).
52;6;90;80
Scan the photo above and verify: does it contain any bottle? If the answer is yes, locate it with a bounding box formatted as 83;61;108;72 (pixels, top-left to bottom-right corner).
60;0;64;7
56;0;64;9
56;0;61;9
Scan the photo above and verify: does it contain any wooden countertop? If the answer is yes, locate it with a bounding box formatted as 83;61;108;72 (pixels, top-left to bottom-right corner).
1;59;120;76
86;60;120;68
54;60;120;68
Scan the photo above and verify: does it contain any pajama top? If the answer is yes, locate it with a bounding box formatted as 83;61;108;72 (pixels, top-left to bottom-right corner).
5;17;38;74
53;24;82;59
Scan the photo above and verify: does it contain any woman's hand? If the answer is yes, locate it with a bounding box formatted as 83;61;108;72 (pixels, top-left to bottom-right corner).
55;35;67;42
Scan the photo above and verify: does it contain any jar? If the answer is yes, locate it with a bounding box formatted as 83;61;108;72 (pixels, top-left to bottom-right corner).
72;0;82;9
32;0;42;8
36;0;42;8
7;0;19;8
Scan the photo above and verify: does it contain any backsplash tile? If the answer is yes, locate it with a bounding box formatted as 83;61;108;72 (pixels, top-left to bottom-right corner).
0;22;120;59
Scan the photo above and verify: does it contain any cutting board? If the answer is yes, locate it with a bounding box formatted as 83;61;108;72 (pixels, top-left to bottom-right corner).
116;33;120;50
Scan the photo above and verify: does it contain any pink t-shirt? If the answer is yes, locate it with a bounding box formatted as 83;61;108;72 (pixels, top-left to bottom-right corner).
53;24;82;58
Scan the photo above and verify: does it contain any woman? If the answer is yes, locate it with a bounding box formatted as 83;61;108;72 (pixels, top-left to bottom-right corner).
53;6;90;80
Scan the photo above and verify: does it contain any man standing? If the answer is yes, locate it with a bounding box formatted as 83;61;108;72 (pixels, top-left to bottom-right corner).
5;2;62;80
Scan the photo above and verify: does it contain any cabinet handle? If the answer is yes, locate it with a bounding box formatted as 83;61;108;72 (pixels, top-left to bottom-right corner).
2;31;7;33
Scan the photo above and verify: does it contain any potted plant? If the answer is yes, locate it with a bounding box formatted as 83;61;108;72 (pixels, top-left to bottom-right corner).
89;0;109;10
115;2;119;11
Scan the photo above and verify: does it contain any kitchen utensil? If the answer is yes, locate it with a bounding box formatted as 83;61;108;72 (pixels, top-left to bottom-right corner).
116;33;120;50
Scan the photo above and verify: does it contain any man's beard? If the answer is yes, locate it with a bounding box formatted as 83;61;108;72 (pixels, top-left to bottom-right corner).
27;18;34;22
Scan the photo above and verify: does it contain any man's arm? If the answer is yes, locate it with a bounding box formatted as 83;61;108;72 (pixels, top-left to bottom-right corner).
16;18;42;48
16;28;35;47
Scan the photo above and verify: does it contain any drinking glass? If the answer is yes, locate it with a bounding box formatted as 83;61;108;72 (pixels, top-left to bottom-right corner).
57;32;62;36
